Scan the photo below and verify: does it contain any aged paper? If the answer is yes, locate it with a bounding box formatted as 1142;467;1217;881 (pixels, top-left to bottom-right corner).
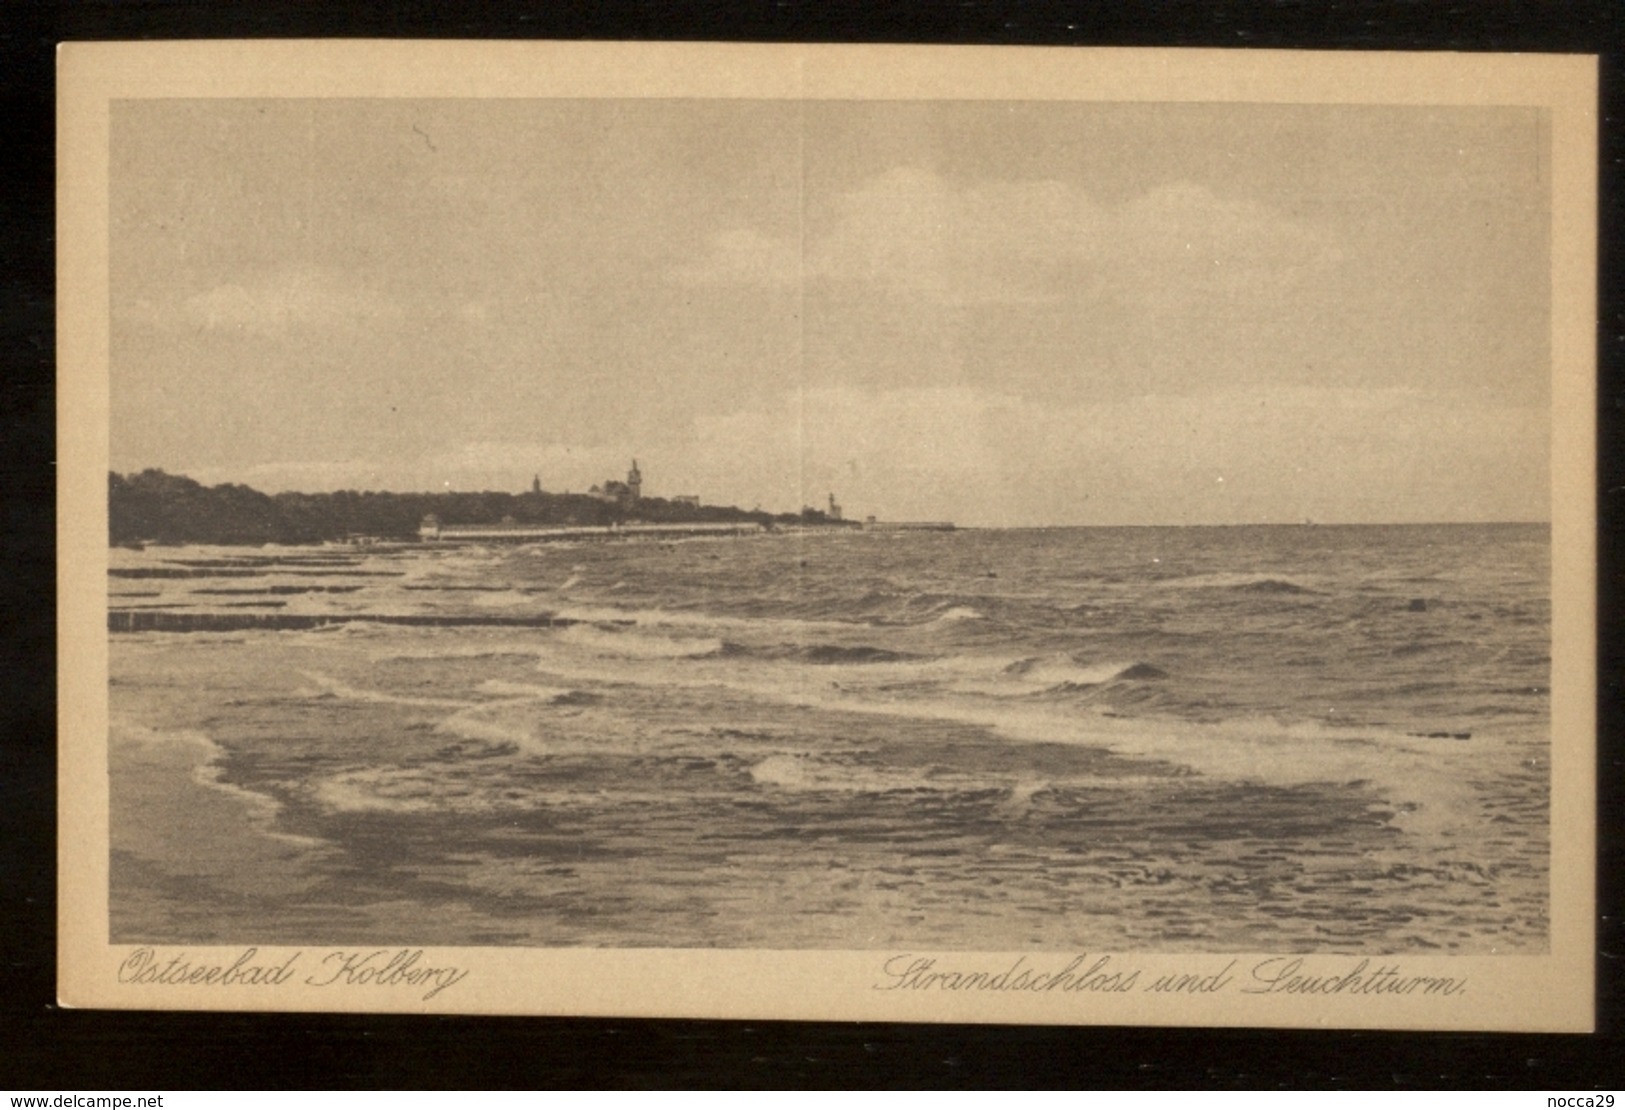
59;41;1596;1029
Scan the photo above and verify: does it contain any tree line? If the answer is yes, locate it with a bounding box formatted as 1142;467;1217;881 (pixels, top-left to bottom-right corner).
109;469;841;546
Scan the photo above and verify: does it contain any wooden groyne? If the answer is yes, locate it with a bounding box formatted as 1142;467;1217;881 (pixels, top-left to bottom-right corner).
109;567;405;579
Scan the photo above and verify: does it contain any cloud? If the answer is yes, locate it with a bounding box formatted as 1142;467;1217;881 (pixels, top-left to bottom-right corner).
180;385;1546;526
663;167;1334;315
678;384;1548;526
174;381;1547;526
804;169;1090;304
171;265;402;336
823;169;1334;306
667;227;802;288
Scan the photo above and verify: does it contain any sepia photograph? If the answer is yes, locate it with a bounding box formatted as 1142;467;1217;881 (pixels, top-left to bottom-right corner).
57;42;1596;1029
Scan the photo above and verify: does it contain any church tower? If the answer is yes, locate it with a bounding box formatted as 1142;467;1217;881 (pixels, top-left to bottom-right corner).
627;459;642;504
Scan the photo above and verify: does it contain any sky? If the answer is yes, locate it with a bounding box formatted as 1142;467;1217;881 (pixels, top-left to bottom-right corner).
109;98;1551;526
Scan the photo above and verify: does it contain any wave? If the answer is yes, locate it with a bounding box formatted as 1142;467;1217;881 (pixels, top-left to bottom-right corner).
1233;578;1320;595
401;583;523;593
111;718;322;847
841;590;997;628
514;638;1482;837
297;670;471;708
746;752;955;795
995;654;1169;695
928;605;986;624
800;643;921;665
467;589;548;610
434;682;608;755
434;710;541;751
315;767;472;814
1115;662;1170;680
556;624;724;659
476;679;591;701
368;644;548;662
748;753;819;789
550;601;858;636
715;641;926;666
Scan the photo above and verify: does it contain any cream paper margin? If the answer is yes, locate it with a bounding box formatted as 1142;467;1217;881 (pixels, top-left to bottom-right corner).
56;41;1597;1030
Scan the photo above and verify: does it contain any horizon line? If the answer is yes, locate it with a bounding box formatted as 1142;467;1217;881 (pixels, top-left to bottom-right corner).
106;467;1550;532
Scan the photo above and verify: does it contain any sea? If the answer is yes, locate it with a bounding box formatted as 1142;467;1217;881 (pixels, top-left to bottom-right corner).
107;523;1550;953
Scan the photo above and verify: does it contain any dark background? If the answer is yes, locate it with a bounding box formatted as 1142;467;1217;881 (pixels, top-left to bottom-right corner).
3;0;1621;1090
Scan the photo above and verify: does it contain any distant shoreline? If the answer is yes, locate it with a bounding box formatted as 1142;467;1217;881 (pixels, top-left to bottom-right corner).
105;469;1548;547
108;469;851;547
108;520;1550;551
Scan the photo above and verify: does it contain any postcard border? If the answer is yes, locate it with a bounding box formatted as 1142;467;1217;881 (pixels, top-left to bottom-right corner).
57;40;1598;1031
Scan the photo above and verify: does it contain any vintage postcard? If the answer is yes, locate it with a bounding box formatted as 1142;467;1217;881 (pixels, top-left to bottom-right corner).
58;42;1596;1029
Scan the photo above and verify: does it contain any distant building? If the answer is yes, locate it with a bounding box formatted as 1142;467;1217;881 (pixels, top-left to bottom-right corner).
672;494;701;507
532;474;542;494
827;492;842;521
